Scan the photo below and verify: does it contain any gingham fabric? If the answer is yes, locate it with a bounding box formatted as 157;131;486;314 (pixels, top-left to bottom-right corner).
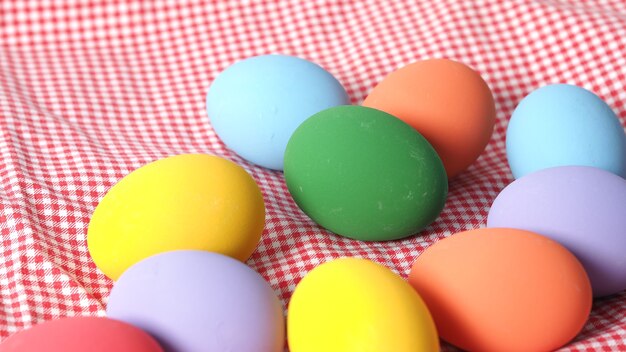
1;0;625;350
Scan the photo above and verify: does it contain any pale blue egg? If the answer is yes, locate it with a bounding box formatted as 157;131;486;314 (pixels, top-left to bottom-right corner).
506;84;626;179
207;55;349;170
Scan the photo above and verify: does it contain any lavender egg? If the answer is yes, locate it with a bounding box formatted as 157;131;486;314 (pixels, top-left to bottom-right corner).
106;250;285;352
487;166;626;297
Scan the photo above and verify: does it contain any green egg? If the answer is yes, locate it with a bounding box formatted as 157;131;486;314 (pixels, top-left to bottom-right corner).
284;105;448;241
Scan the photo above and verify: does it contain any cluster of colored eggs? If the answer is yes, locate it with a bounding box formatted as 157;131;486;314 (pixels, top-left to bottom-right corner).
291;230;592;352
209;55;496;241
2;153;286;351
2;54;625;352
90;155;285;351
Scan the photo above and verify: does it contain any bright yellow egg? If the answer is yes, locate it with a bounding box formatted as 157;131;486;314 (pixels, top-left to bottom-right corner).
87;154;265;280
287;258;439;352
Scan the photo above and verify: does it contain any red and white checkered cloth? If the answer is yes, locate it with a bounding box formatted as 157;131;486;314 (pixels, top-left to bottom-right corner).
1;0;625;350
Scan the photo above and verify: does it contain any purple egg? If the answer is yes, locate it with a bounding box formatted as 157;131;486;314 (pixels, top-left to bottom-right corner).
106;250;285;352
487;166;626;297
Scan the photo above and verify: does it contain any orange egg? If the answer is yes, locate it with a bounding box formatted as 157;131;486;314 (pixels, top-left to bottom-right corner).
363;59;495;178
408;228;591;352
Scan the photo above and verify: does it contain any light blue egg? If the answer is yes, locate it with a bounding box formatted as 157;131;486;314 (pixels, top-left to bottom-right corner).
506;84;626;179
207;55;349;170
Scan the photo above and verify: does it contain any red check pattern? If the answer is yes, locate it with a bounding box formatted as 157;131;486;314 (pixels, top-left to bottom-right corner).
1;0;626;350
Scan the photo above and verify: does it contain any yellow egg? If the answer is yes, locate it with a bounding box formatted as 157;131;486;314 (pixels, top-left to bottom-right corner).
87;154;265;280
287;258;439;352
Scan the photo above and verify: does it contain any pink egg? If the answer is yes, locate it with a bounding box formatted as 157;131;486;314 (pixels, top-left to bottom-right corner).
0;316;162;352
